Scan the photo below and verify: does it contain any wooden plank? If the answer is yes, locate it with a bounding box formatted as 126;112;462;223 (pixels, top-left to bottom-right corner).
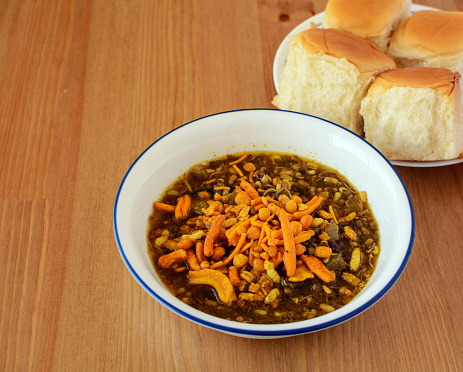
0;0;462;370
0;200;51;371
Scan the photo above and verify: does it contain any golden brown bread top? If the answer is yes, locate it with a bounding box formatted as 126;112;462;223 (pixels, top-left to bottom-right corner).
389;11;463;58
291;28;396;77
366;68;461;99
323;0;409;37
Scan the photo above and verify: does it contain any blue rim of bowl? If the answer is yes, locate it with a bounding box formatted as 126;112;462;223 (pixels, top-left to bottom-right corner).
113;108;415;337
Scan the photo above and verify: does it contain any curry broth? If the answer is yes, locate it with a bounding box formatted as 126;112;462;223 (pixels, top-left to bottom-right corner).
147;152;380;324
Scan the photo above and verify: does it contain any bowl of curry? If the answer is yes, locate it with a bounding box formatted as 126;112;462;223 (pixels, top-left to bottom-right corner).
113;109;414;338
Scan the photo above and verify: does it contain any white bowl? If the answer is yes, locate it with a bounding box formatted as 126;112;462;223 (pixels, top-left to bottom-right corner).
113;109;414;339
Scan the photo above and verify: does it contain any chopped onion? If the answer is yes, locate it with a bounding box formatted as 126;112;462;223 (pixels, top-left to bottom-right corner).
346;198;362;212
326;223;339;240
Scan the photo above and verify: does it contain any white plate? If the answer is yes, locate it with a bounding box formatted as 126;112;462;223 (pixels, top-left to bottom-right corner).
272;4;463;168
390;158;463;168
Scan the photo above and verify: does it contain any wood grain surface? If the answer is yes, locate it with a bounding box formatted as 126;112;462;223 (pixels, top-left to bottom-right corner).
1;0;462;371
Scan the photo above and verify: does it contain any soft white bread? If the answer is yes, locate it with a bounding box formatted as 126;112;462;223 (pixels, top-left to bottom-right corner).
360;68;462;160
387;11;463;73
272;28;396;136
322;0;411;52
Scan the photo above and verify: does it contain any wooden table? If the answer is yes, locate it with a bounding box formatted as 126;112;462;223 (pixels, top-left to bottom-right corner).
1;0;462;370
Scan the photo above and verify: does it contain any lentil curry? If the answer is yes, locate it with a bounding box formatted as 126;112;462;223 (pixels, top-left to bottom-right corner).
147;152;380;324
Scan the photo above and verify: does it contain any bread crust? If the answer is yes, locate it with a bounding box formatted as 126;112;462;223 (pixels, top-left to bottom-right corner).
365;68;461;103
388;10;463;66
322;0;411;51
292;28;396;82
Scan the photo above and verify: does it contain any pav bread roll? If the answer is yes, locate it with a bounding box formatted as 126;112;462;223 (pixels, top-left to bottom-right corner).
272;28;396;136
322;0;411;52
360;68;463;161
387;10;463;73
